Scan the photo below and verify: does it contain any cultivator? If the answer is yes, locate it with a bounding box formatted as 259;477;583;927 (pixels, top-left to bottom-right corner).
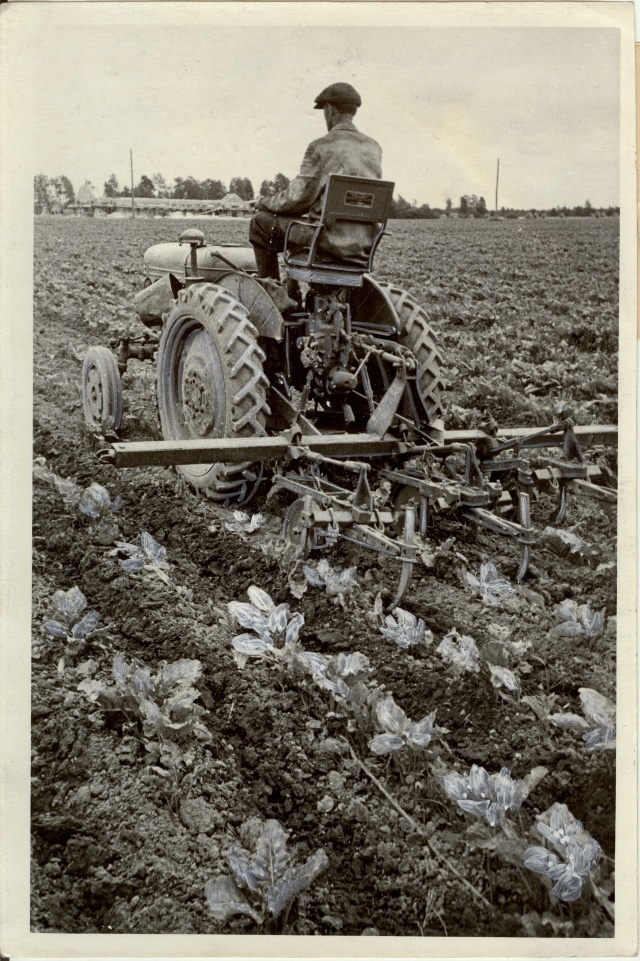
84;174;617;606
100;418;616;607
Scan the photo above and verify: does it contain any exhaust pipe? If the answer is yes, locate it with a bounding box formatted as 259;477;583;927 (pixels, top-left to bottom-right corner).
133;272;184;327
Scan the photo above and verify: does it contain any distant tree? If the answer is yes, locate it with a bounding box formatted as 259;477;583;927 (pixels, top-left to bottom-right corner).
229;177;254;200
172;175;203;200
54;176;75;206
152;173;169;198
476;196;487;218
459;196;469;216
200;179;227;200
390;195;414;218
445;198;452;215
273;173;290;193
121;185;131;197
134;174;155;198
34;174;51;213
104;174;119;198
172;177;186;199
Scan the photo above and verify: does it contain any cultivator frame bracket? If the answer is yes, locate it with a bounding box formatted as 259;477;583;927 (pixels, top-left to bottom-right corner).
99;420;617;607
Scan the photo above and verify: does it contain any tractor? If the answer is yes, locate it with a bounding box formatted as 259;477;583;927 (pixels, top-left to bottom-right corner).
82;174;617;606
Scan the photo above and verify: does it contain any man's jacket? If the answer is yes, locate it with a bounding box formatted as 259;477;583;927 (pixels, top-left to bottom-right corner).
259;120;383;264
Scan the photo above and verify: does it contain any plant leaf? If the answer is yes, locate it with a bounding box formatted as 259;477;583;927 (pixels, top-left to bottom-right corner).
247;586;275;612
205;876;262;923
368;733;405;755
376;694;408;736
232;634;272;656
227;842;261;893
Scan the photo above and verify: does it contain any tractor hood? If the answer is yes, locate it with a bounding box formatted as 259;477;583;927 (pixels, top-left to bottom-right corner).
144;242;257;283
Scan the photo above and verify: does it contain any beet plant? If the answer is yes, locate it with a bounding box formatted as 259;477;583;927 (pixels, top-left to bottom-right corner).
549;687;616;750
78;654;211;808
42;586;101;670
524;803;603;903
111;530;170;585
206;818;329;933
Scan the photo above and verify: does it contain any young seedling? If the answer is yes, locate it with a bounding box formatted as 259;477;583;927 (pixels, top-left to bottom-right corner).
368;694;436;757
79;482;123;520
78;654;211;808
228;586;305;667
523;803;602;902
549;687;616;750
466;561;516;608
436;629;480;674
441;763;546;829
302;559;357;602
111;531;170;585
552;599;605;641
224;510;266;534
297;649;370;700
43;586;101;670
380;608;431;649
205;818;329;933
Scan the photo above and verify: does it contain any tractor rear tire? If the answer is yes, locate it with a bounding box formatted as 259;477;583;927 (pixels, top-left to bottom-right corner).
156;283;270;503
82;346;123;432
376;281;445;424
351;278;445;424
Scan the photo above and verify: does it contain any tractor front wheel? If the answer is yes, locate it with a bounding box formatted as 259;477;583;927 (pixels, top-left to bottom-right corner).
156;283;270;503
82;346;123;432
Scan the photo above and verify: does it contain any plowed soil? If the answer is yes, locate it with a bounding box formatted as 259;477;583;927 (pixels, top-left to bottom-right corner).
31;216;618;937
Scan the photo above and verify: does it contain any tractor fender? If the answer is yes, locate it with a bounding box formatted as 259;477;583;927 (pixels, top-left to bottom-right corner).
215;271;284;341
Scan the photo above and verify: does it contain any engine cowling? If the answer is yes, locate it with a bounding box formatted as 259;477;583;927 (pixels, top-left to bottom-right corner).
143;241;257;285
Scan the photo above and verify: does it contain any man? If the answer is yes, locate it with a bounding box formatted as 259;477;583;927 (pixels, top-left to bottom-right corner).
249;82;383;280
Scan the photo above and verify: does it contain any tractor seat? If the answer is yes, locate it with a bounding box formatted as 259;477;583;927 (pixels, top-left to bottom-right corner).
283;175;394;288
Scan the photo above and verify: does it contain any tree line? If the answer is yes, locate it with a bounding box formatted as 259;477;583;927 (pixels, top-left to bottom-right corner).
34;174;619;219
104;173;293;202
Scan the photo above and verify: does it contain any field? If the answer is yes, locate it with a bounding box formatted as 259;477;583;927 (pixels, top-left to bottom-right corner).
31;216;618;938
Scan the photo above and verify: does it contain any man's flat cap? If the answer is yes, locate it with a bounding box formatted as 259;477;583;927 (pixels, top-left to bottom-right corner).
314;82;362;109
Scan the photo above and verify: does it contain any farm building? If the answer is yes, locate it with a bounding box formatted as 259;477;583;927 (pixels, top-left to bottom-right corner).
64;195;252;218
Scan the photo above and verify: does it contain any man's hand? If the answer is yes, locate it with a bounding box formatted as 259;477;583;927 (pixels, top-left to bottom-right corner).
248;197;263;210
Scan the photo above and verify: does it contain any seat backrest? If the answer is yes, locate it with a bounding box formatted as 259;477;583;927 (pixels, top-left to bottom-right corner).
320;175;395;225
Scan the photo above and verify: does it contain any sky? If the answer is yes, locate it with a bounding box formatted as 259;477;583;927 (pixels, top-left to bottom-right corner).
12;3;623;209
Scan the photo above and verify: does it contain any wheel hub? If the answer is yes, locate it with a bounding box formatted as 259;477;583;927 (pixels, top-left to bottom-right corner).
86;368;104;419
182;368;216;435
179;330;219;437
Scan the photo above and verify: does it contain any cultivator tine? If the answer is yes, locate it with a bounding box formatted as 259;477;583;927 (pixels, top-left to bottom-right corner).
517;490;532;581
390;505;416;610
555;483;568;526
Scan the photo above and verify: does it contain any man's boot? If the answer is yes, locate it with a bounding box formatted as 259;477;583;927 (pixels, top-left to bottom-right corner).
254;247;280;281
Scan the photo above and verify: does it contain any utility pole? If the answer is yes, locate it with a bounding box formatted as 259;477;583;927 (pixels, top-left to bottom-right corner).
130;148;135;218
495;158;500;216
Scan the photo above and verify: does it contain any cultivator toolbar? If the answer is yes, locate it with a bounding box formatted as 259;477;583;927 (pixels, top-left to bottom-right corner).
100;419;617;607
